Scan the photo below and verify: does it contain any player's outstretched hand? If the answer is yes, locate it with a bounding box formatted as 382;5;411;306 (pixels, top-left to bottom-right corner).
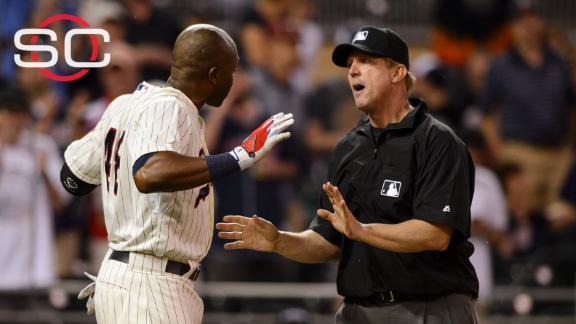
229;112;294;170
317;182;363;240
216;215;279;252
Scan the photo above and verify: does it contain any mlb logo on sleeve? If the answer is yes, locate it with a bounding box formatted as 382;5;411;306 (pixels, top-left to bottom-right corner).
136;82;149;92
381;180;401;197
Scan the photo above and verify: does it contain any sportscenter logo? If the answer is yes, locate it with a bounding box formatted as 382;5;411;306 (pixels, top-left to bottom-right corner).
13;14;110;82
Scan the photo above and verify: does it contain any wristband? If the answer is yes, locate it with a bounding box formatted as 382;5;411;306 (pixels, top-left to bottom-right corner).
204;153;240;180
60;162;98;196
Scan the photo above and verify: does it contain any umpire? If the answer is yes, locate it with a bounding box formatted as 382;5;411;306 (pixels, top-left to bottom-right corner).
217;26;479;323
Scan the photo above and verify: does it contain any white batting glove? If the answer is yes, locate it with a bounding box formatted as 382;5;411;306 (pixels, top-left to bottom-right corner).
78;272;98;315
230;112;294;170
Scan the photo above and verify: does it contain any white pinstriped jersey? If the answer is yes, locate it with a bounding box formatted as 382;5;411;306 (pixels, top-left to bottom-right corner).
64;82;214;263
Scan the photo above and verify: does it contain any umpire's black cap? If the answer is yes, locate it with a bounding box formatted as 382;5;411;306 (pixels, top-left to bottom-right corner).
332;26;410;68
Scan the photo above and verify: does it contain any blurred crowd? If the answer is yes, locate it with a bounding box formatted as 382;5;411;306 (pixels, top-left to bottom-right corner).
0;0;576;312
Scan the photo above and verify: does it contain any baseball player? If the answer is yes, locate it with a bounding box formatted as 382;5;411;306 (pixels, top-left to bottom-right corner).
60;24;294;324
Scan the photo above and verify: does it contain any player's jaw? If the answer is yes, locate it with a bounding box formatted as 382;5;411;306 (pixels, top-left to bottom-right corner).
207;60;237;107
206;82;232;107
206;70;233;107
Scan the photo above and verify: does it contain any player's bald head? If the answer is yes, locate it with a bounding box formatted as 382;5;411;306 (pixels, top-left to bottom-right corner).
171;24;238;80
167;24;238;108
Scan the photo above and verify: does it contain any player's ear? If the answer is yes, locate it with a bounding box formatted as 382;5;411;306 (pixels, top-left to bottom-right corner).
208;66;219;85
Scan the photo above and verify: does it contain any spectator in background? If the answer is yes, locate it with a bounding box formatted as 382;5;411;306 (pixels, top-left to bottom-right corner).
78;0;124;33
303;79;359;155
0;87;68;289
15;52;61;137
544;159;576;285
493;162;576;286
480;9;575;212
123;0;181;82
547;160;576;230
459;51;492;131
462;129;511;310
464;52;491;106
251;27;303;124
239;0;289;68
287;0;324;94
100;16;126;43
72;0;127;100
433;0;514;67
412;68;461;128
498;163;550;262
0;0;34;80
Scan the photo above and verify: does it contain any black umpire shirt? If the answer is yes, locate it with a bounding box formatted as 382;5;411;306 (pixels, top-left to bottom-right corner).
311;98;479;299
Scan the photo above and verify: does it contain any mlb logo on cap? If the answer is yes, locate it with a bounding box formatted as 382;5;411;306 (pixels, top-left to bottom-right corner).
331;26;410;69
353;31;369;42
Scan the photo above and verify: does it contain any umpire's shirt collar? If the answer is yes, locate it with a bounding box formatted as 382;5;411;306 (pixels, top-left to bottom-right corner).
355;97;425;135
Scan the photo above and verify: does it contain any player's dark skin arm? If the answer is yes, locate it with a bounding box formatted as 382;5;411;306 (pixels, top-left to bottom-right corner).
134;151;212;193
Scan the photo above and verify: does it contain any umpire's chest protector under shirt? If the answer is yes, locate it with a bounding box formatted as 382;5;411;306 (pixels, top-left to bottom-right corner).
311;98;479;299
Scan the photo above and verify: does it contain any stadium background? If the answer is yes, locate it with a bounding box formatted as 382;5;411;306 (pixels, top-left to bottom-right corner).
1;0;576;323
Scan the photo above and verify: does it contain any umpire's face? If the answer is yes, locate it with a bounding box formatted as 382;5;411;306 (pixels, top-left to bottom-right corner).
346;50;396;113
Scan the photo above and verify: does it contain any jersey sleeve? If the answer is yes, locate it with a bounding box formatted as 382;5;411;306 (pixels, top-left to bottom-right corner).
128;99;193;162
64;118;106;186
309;149;343;247
63;95;132;186
413;130;474;237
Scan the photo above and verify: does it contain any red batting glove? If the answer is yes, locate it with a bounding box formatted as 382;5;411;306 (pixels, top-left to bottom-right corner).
230;112;294;170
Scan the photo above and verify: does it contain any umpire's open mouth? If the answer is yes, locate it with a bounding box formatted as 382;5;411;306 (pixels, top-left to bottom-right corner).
352;83;365;93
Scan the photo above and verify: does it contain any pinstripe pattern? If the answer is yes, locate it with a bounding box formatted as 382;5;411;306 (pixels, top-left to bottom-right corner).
65;82;211;322
95;249;202;323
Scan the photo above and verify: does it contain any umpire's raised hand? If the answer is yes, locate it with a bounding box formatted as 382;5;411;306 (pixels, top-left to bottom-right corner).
317;182;363;240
